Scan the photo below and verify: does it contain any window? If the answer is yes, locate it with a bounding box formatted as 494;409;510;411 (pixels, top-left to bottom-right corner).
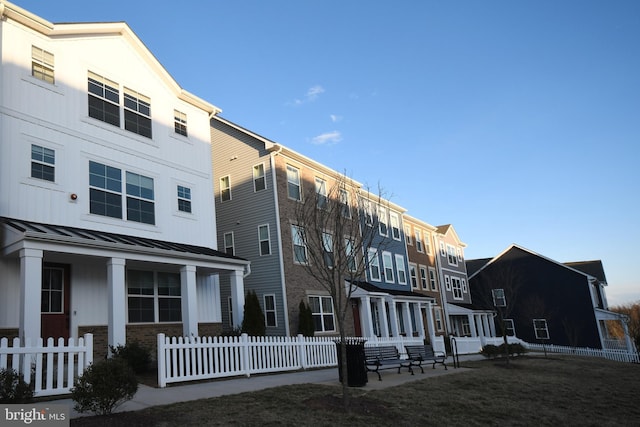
378;207;388;236
339;189;350;217
405;226;412;245
31;144;55;182
291;225;308;264
382;252;394;283
264;294;277;327
41;267;63;313
89;161;122;219
425;233;432;254
309;296;335;332
345;238;357;272
395;254;407;284
126;172;155;225
390;213;401;240
177;185;192;213
492;289;506;307
32;46;54;84
439;241;446;257
315;178;327;209
447;245;458;266
419;266;429;290
286;165;301;200
434;308;443;332
444;275;451;291
428;267;438;291
409;263;418;289
368;249;381;281
457;248;463;262
127;270;181;323
533;319;549;340
461;318;471;336
415;230;423;253
258;225;271;256
322;232;334;268
88;72;120;127
461;279;467;293
220;176;231;202
253;164;266;192
224;232;234;256
124;88;152;138
364;200;373;226
503;319;515;337
451;277;463;300
174;110;187;136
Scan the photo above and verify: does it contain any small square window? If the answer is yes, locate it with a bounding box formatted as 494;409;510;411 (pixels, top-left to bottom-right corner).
177;185;192;213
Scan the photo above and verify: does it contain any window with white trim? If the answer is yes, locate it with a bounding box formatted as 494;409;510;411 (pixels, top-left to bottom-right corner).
395;254;407;285
390;213;401;240
220;176;231;202
315;178;327;209
434;308;443;331
89;161;122;219
415;230;424;253
462;279;467;293
439;241;446;257
503;319;515;336
447;244;458;266
345;238;357;272
124;87;152;138
428;267;438;291
368;249;381;281
31;144;55;182
88;71;120;127
126;171;155;224
309;295;335;332
322;232;334;268
177;185;192;213
457;248;464;262
127;270;181;323
425;232;432;254
364;200;373;226
533;319;549;340
382;252;394;283
253;163;266;191
264;294;277;327
32;46;54;84
444;275;451;291
224;232;234;256
258;224;271;256
41;266;63;314
286;165;301;200
174;110;187;136
451;277;463;300
339;189;350;217
291;225;308;264
378;207;388;236
409;263;418;289
419;265;428;290
405;226;413;245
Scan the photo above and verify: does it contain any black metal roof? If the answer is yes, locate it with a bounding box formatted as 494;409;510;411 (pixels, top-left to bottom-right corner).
350;280;435;300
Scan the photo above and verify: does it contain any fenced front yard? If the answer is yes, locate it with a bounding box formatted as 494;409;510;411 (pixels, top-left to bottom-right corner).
524;342;640;363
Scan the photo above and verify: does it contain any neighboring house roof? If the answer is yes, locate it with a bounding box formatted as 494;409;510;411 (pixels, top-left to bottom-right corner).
1;217;248;265
565;260;608;284
435;224;467;247
465;258;493;277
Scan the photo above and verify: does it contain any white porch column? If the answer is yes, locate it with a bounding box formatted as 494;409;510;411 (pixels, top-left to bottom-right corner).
378;299;390;337
414;303;425;339
229;269;245;329
361;296;375;337
482;315;492;338
386;298;399;337
19;248;43;341
181;265;198;337
424;302;436;343
107;258;126;351
468;313;477;337
489;314;497;337
401;302;412;336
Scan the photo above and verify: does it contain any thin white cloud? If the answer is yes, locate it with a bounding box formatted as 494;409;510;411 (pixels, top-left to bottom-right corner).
311;131;342;145
330;114;342;123
288;85;325;106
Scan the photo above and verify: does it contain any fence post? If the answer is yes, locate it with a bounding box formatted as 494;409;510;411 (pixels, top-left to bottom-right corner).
297;334;307;370
157;333;166;388
241;334;251;378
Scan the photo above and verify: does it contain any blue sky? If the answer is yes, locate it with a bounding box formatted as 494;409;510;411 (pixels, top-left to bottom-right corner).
16;1;640;305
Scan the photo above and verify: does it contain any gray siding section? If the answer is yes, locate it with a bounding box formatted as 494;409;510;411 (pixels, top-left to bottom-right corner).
211;119;287;335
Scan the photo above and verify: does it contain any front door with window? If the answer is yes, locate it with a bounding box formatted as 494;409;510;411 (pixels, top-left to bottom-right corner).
41;264;70;340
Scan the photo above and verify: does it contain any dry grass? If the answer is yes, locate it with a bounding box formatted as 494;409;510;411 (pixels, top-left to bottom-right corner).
71;355;640;426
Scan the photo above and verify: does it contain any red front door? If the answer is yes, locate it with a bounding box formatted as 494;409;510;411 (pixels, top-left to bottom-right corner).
41;264;70;340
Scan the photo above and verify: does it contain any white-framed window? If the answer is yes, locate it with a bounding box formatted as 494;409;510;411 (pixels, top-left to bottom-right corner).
425;232;432;254
32;46;54;84
258;224;271;256
457;248;463;262
419;265;428;290
390;213;401;240
409;263;418;289
291;225;308;264
315;178;327;209
461;279;467;293
533;319;549;340
88;71;120;127
126;171;155;225
368;249;381;281
447;244;458;266
395;254;407;285
127;270;181;323
492;289;507;307
451;277;463;300
378;207;388;236
439;241;446;257
41;266;64;314
382;251;394;283
123;87;152;138
503;319;515;336
253;163;266;192
345;238;357;272
405;226;413;245
428;267;438;291
415;230;424;253
177;185;192;213
461;318;471;336
31;144;55;182
444;275;451;291
264;294;277;327
223;232;234;256
434;308;444;332
286;165;301;200
220;175;231;202
339;189;350;218
309;295;335;332
322;232;334;268
174;109;187;136
364;200;373;226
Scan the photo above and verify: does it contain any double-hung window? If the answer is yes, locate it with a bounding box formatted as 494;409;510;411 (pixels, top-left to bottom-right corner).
174;110;187;136
291;225;308;264
428;267;438;291
287;165;301;200
339;189;350;217
126;172;155;225
88;72;120;127
258;225;271;256
224;232;234;256
309;296;335;332
368;249;381;281
382;252;394;283
451;277;463;300
253;164;266;191
425;233;432;254
395;254;407;284
420;266;429;290
447;245;458;266
322;232;334;268
409;263;418;289
378;207;388;236
177;185;192;213
89;161;122;219
315;178;327;209
124;88;152;138
264;294;277;327
32;46;54;84
345;238;357;272
31;144;55;182
503;319;515;336
405;226;412;245
220;176;231;202
390;213;401;240
415;230;423;252
127;270;181;323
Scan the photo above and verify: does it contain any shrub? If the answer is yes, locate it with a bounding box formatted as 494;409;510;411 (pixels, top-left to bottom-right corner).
110;341;151;374
72;358;138;416
0;368;34;404
241;290;266;336
481;344;499;359
297;300;315;337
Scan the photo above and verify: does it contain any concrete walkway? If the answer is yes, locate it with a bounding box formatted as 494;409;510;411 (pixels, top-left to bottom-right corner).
47;353;485;419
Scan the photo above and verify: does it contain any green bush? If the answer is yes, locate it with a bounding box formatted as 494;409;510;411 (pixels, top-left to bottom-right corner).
481;344;499;359
110;341;151;374
71;358;138;416
0;368;34;404
297;300;315;337
241;290;266;336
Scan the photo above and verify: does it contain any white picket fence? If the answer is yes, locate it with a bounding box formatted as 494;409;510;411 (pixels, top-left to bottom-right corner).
157;333;429;387
0;334;93;397
524;342;640;364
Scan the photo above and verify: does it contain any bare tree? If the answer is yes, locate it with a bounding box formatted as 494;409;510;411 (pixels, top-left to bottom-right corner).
292;173;392;409
610;301;640;350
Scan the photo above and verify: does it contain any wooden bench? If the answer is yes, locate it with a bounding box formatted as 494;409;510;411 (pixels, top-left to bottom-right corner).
405;344;447;372
364;345;413;381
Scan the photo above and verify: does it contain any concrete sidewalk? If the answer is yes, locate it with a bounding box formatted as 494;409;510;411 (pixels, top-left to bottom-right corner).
48;353;485;419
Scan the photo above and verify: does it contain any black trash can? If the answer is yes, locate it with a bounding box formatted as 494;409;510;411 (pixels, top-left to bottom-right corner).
334;338;367;387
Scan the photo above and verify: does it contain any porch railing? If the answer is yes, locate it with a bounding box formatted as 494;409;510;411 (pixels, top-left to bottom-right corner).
0;334;93;397
524;342;640;363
